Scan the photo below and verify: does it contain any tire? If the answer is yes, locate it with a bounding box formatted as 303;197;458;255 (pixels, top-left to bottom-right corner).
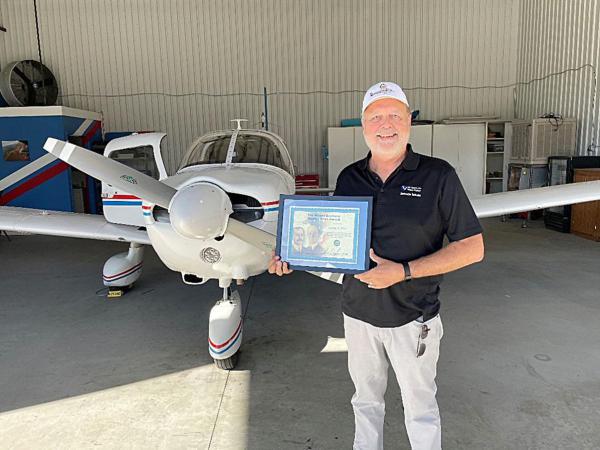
214;352;238;370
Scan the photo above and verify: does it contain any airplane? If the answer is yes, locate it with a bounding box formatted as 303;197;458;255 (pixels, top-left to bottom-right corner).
2;120;600;370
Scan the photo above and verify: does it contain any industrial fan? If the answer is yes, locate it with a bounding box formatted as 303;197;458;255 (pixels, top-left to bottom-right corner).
0;60;58;107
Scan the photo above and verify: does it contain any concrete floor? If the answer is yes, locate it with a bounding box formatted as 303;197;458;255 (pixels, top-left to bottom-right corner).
0;218;599;449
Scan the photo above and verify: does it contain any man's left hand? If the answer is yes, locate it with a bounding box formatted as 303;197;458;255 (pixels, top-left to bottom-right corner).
354;249;405;289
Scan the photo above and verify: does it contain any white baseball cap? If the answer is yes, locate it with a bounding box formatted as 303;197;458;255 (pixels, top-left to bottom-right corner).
362;81;410;114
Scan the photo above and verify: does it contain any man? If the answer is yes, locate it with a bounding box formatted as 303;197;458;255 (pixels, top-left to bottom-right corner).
291;226;305;255
269;81;484;450
302;222;325;257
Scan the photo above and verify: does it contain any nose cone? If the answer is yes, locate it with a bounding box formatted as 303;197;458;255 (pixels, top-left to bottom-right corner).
169;183;233;239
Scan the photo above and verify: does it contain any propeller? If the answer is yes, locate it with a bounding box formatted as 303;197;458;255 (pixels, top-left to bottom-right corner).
227;218;276;253
43;138;277;253
44;138;176;209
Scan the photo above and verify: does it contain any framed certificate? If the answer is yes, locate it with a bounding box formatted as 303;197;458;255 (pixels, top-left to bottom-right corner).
275;195;373;273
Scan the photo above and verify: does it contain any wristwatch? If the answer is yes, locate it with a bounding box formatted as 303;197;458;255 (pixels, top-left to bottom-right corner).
402;261;412;282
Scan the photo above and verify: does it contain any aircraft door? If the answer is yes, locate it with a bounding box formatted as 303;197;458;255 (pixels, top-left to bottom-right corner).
102;133;168;226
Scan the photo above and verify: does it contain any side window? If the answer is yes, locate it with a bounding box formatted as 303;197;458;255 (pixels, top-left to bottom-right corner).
109;145;159;179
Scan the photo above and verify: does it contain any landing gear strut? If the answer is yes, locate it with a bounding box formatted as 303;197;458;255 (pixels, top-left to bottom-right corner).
208;285;243;370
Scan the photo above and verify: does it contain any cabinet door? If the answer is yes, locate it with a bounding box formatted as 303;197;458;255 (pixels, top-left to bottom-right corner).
433;124;486;198
353;127;370;161
571;199;598;239
432;124;460;168
571;171;600;240
410;124;433;156
328;128;355;189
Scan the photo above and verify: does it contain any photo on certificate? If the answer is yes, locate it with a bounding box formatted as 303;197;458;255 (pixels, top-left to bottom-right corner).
275;195;373;273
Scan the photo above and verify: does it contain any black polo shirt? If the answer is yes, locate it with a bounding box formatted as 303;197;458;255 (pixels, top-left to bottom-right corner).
334;144;482;328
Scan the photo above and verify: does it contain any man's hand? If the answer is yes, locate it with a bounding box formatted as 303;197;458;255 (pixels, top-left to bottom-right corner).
354;249;405;289
268;252;294;276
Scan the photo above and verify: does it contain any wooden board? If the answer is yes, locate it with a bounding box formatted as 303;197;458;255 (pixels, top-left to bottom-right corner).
571;169;600;241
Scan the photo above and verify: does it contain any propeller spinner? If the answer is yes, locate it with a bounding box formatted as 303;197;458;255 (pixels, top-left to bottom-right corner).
169;183;233;239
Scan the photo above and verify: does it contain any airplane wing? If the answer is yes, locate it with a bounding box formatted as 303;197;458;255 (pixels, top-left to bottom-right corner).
471;181;600;218
0;206;150;245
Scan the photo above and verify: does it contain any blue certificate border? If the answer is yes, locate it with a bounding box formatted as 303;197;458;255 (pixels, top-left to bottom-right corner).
275;195;373;273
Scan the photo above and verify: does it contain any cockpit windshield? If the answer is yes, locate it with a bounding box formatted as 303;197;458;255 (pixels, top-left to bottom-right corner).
180;132;293;174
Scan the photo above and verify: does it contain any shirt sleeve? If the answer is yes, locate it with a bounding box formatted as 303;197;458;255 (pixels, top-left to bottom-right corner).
439;168;483;242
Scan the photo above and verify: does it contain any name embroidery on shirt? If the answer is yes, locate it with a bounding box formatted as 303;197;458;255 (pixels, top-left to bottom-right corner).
400;185;422;197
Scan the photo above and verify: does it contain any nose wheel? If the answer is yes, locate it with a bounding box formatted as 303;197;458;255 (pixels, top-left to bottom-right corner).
209;287;243;370
214;352;239;370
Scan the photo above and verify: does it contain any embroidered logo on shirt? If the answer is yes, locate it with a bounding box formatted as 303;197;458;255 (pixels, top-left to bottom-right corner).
400;185;422;197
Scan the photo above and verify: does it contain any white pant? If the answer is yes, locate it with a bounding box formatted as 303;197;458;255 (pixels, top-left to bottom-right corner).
343;313;444;450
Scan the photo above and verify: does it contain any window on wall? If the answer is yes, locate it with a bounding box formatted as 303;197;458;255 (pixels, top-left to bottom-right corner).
2;140;30;161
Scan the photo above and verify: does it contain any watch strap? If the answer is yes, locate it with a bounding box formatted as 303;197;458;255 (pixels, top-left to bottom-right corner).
402;261;412;282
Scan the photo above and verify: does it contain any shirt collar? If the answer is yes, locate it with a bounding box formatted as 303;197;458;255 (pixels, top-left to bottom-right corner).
359;144;420;172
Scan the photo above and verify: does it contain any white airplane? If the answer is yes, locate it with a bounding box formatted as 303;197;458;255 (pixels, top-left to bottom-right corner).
2;121;600;370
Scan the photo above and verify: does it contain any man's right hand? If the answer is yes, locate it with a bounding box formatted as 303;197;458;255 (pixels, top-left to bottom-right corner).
268;253;293;276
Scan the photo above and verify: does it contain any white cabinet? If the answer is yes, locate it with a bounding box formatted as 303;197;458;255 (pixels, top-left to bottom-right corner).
409;125;434;156
327;127;356;189
353;127;370;162
432;124;486;198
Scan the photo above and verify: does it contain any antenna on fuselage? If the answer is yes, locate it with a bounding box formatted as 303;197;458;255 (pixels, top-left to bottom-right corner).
230;119;248;130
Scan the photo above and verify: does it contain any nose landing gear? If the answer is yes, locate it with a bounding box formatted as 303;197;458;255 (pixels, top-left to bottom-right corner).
208;286;243;370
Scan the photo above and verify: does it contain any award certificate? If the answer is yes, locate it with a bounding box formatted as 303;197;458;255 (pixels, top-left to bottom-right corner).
275;195;372;273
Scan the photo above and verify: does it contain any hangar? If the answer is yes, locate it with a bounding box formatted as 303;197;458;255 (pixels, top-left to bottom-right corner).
1;1;599;448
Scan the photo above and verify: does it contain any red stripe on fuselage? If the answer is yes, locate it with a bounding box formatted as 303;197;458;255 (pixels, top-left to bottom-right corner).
108;194;140;200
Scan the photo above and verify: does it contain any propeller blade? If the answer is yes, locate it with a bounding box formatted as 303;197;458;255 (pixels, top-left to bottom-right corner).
44;138;176;209
226;218;276;254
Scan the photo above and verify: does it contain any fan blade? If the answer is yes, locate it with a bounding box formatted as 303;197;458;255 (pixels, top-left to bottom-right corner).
44;138;176;209
226;218;276;254
12;66;33;87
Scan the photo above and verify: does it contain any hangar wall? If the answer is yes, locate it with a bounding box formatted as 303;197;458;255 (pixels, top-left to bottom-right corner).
515;0;600;156
1;0;521;177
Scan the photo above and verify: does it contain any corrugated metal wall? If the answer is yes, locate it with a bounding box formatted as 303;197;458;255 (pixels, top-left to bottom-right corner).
1;0;520;178
515;0;600;155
